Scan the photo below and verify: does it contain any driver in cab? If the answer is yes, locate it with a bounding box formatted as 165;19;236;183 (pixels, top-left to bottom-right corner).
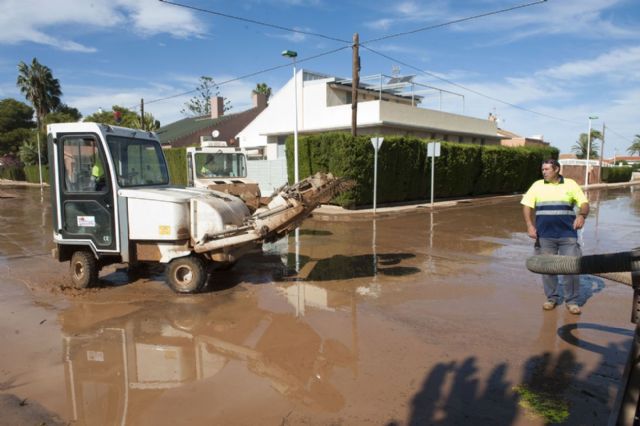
200;154;221;177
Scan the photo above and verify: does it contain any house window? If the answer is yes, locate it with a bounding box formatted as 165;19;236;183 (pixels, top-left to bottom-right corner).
458;136;464;143
480;138;486;145
443;135;449;141
345;92;352;104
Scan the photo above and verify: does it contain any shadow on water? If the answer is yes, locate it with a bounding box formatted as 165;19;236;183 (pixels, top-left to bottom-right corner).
304;253;420;281
387;325;633;425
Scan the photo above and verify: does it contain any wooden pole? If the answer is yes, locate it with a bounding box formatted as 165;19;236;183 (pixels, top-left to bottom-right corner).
351;33;359;136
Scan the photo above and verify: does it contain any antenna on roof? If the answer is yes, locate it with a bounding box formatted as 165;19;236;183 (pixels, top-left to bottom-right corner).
391;65;401;78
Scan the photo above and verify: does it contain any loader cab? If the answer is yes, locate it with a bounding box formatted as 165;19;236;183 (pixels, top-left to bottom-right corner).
48;122;169;280
186;143;262;212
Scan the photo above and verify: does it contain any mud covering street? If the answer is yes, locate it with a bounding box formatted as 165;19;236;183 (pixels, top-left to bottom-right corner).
1;184;640;425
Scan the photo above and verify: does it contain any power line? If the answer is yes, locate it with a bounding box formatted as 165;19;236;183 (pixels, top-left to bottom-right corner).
158;0;350;44
361;0;548;45
139;45;351;107
360;44;581;126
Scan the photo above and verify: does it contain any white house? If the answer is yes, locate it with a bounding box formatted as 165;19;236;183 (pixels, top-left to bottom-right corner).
237;70;501;161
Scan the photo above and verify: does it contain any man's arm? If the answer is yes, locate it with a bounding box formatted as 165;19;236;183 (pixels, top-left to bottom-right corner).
523;205;537;239
573;202;590;230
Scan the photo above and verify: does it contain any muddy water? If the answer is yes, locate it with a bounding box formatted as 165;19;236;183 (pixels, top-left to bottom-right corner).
1;185;640;425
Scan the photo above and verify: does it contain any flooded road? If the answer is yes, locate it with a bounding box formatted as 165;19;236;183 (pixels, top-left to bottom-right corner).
1;184;640;425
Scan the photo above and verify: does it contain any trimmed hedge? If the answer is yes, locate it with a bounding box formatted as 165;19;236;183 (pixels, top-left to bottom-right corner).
163;147;187;185
286;133;558;208
24;165;50;184
0;166;26;181
602;166;632;183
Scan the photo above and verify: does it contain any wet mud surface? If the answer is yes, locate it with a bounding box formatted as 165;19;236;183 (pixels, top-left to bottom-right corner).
1;185;640;424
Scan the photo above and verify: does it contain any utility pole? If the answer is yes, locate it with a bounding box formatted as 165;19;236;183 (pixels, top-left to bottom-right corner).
599;122;606;182
351;32;360;136
140;98;145;130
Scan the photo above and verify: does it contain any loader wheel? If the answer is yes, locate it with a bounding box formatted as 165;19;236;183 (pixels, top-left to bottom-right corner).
167;256;206;294
70;251;99;289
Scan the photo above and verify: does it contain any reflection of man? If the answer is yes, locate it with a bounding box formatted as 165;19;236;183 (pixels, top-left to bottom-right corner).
522;159;589;315
91;155;105;191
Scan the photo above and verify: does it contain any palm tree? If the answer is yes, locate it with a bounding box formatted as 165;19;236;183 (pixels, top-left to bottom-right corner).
254;83;272;103
571;131;601;159
627;134;640;156
16;58;62;131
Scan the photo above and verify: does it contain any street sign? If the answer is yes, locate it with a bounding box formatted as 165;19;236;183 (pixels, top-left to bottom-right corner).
427;142;441;207
427;142;441;157
370;137;384;214
371;137;384;151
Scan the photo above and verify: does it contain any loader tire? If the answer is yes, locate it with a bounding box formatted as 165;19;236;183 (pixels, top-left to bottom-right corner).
167;256;206;294
70;251;99;289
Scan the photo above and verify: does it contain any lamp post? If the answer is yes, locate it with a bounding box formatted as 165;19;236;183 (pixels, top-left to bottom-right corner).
282;50;300;272
585;115;598;188
282;49;299;183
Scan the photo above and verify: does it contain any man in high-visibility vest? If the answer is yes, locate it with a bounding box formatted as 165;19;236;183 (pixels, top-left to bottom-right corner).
91;155;105;191
522;159;590;315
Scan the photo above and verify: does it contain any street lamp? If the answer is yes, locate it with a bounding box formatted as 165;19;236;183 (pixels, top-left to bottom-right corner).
585;115;599;188
282;49;300;272
282;49;299;183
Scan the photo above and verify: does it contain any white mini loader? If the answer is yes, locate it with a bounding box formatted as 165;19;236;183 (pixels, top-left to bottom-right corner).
47;122;349;293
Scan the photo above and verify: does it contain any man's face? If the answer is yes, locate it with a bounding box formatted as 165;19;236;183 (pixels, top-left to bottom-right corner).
541;164;559;181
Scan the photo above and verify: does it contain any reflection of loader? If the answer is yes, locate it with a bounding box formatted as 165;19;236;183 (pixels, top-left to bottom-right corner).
62;297;354;424
48;123;351;293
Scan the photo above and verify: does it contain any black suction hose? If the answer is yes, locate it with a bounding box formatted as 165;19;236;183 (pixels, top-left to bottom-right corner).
527;251;640;276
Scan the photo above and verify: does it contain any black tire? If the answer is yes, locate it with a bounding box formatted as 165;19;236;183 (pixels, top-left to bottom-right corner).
70;251;99;289
167;256;207;294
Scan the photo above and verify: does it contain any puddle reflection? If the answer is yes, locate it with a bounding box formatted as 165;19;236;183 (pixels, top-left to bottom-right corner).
61;291;359;424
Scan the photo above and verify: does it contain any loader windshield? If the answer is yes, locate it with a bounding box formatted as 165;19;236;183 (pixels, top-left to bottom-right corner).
106;135;169;187
195;152;247;178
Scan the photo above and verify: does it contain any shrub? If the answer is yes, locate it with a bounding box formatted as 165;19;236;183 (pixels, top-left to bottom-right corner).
163;147;187;185
24;165;49;183
0;166;26;181
286;133;559;208
602;166;632;183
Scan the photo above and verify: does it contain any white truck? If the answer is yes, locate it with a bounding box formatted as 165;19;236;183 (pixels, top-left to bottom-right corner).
47;122;348;293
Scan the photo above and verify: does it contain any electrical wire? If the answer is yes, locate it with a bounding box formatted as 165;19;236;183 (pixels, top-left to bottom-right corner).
361;44;581;125
361;0;548;45
139;45;351;107
158;0;350;44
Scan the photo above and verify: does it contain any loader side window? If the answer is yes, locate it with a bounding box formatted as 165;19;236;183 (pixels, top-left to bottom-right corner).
62;137;107;193
106;136;169;187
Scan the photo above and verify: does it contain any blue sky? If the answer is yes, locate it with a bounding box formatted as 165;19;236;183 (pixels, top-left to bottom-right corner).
0;0;638;156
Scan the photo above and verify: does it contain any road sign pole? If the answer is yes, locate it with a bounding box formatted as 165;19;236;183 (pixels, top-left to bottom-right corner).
370;137;384;215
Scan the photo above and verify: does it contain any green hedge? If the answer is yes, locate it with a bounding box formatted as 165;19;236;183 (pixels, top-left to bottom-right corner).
24;165;50;184
602;166;632;183
286;133;558;208
163;147;187;185
0;166;26;181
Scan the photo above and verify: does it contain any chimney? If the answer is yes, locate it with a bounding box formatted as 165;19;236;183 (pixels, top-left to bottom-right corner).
252;92;267;110
210;96;224;119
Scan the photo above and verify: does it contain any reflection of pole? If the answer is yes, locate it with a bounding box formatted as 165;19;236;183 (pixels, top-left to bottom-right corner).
372;218;377;276
295;228;300;273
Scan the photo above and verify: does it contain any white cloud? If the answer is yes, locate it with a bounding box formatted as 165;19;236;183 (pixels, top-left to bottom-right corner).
541;45;640;81
0;0;206;52
267;27;310;43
